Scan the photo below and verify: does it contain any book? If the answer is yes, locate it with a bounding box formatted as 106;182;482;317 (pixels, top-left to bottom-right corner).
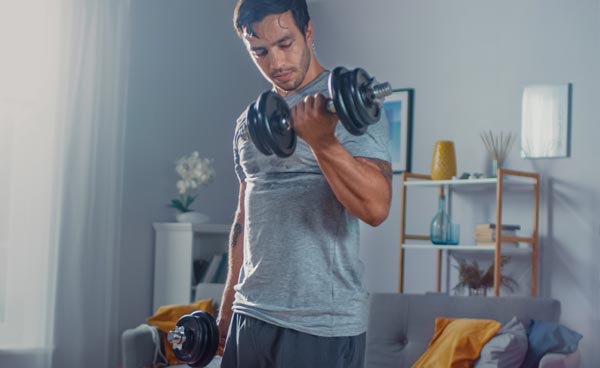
192;259;210;284
212;253;229;284
476;241;518;247
475;229;517;242
475;223;521;231
202;254;223;283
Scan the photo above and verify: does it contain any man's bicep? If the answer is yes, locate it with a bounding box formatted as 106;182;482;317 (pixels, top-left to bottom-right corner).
355;157;392;184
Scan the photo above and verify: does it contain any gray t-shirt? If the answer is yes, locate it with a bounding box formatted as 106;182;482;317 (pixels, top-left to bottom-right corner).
232;70;390;337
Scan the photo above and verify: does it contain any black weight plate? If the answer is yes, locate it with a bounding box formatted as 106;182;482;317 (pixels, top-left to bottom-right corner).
203;313;219;367
172;315;199;363
253;96;279;156
329;67;356;134
205;312;219;365
340;70;368;135
350;68;380;125
247;101;273;156
256;91;296;158
190;311;219;367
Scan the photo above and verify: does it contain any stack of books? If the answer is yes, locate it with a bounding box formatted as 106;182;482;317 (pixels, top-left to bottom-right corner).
192;253;228;284
475;223;520;247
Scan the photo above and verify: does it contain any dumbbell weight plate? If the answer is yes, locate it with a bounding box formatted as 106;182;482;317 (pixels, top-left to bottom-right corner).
247;101;273;156
188;311;219;367
255;91;296;158
339;69;368;136
349;68;381;126
329;67;360;135
171;314;203;364
170;311;219;368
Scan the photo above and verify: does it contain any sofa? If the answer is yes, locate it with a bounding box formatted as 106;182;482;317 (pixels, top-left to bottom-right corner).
122;292;581;367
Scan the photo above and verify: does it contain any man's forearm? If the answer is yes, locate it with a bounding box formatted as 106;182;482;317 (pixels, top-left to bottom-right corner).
218;220;244;324
217;182;246;354
311;139;392;226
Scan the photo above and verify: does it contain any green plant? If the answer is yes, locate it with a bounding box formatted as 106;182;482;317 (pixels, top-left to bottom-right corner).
453;256;517;293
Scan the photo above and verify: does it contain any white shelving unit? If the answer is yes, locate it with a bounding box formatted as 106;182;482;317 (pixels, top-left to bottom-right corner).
399;169;540;296
152;222;229;312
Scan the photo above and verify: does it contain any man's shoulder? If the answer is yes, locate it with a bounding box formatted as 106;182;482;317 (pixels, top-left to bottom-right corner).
235;105;250;132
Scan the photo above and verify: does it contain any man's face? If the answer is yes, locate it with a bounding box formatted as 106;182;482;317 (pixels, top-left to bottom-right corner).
243;11;313;93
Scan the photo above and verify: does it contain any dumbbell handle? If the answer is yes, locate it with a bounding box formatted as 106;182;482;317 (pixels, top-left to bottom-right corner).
279;80;392;132
168;326;187;350
325;81;393;114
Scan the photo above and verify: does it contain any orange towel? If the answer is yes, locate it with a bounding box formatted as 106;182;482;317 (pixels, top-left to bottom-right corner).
147;299;215;366
412;317;501;368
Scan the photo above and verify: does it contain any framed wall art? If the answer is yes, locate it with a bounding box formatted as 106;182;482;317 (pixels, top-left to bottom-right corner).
383;88;414;173
521;84;572;159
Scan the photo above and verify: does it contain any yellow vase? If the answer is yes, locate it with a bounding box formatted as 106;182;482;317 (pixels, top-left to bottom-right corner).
430;141;457;180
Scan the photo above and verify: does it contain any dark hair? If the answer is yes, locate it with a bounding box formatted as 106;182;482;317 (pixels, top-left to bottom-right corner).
233;0;310;38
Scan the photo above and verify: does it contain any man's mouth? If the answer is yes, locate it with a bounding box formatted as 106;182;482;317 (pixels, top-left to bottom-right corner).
273;70;293;83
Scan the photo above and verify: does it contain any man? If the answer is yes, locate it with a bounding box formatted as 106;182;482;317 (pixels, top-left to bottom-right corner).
217;1;392;367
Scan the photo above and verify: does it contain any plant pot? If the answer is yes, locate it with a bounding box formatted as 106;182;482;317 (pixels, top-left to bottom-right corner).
175;211;210;224
468;287;487;297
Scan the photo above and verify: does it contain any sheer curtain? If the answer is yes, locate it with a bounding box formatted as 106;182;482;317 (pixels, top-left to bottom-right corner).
0;1;131;367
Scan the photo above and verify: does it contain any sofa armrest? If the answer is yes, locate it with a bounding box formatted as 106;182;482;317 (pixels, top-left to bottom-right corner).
122;324;163;368
539;350;581;368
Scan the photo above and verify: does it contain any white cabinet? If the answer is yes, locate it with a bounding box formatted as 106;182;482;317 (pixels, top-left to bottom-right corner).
152;222;229;312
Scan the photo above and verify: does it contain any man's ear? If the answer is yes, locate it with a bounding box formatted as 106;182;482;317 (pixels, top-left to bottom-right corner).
305;20;314;44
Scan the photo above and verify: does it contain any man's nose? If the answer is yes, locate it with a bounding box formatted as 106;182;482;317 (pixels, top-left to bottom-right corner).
268;48;286;70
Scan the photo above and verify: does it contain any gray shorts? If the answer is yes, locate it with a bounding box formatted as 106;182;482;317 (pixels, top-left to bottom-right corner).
221;313;366;368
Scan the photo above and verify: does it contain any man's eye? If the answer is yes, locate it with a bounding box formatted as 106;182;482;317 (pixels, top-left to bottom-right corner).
280;43;292;49
253;50;267;57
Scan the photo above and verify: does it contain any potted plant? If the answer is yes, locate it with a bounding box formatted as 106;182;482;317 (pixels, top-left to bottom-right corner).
453;256;517;296
168;151;215;223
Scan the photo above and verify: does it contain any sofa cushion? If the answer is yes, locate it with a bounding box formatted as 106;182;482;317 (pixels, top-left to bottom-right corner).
521;320;582;368
412;317;501;367
365;293;561;368
475;316;528;368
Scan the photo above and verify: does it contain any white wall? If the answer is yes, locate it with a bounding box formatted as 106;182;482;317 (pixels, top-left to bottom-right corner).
310;0;600;366
117;0;267;351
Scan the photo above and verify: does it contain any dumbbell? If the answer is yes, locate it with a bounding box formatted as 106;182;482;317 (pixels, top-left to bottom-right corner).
246;66;393;157
167;310;219;367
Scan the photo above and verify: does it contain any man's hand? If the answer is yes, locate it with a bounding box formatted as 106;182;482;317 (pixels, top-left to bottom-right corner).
216;318;229;356
290;93;339;150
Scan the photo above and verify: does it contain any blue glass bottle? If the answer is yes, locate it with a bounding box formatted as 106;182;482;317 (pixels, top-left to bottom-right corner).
430;191;450;244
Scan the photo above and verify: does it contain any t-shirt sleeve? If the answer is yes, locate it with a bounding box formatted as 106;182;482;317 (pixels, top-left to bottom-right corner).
337;109;391;162
233;113;247;183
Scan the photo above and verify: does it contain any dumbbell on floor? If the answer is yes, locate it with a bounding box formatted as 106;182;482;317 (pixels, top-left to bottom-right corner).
246;66;393;157
167;310;219;367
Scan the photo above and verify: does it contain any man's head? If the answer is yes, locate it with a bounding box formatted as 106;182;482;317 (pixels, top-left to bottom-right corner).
233;0;321;94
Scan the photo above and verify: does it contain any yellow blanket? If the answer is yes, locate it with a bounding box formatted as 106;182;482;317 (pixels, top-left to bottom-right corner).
412;317;501;368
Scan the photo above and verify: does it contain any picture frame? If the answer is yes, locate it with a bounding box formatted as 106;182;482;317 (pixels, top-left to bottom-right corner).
383;88;414;173
521;84;572;159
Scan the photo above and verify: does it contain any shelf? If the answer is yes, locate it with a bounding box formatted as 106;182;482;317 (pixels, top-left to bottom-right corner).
403;177;535;188
402;243;532;255
399;168;540;297
153;222;230;234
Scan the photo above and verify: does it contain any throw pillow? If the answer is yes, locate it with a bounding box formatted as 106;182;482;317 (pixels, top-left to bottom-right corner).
475;316;528;368
412;317;502;368
147;298;215;366
520;320;582;368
